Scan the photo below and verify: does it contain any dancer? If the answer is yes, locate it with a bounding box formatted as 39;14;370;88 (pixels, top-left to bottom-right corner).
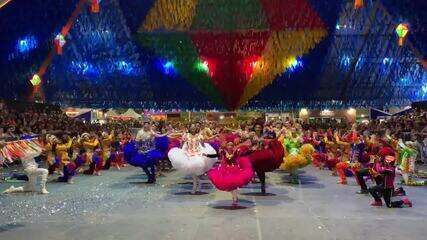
54;135;72;176
107;141;125;170
354;135;383;194
101;130;114;169
124;122;169;183
3;151;49;194
168;124;217;194
334;132;352;184
54;136;75;183
57;160;77;184
316;133;340;174
248;121;284;194
208;139;253;205
80;132;99;162
369;156;412;208
280;143;315;184
398;140;426;186
83;148;104;176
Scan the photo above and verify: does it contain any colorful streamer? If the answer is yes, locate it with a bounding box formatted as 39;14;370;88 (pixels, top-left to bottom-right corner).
142;0;198;31
240;29;327;107
1;138;43;163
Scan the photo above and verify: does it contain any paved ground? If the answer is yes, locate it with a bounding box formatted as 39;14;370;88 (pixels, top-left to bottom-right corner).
0;166;426;240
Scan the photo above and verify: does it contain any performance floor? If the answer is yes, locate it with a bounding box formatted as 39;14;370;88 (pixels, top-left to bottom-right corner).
0;166;426;240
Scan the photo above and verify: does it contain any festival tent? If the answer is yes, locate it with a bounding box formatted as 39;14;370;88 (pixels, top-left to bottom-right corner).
105;109;119;119
120;108;141;119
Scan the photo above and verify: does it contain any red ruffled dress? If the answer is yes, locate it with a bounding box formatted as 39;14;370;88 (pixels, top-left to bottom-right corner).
249;140;284;173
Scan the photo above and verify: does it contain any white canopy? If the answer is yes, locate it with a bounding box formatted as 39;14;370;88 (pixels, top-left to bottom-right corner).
105;109;119;118
120;108;141;119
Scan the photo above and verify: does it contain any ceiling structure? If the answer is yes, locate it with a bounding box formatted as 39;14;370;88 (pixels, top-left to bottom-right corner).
0;0;425;110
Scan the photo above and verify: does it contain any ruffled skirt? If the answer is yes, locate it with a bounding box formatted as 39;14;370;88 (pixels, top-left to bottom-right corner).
208;156;254;191
127;150;163;168
249;140;284;173
168;143;217;175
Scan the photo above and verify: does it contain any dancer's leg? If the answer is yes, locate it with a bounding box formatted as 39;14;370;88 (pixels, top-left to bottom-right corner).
150;165;156;183
57;166;69;183
23;169;37;192
355;168;370;193
257;171;266;194
336;162;348;184
401;173;410;185
141;166;152;183
383;188;404;208
37;168;49;194
231;190;238;204
3;185;25;194
196;175;201;192
192;175;198;194
83;162;95;175
369;185;383;206
290;169;299;184
103;155;112;170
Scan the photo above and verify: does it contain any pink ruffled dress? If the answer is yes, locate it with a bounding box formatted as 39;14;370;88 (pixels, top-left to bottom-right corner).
208;147;254;192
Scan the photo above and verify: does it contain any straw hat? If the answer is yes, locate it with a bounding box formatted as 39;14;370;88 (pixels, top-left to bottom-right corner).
385;155;396;163
81;133;90;139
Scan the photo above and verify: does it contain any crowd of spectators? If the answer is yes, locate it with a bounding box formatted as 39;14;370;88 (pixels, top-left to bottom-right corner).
2;98;426;147
0;100;144;142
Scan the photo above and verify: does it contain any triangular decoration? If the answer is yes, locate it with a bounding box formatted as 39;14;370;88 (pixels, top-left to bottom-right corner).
191;31;270;108
138;0;327;109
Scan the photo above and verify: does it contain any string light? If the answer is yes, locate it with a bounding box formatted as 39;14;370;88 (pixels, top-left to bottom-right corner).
196;60;209;72
285;56;303;72
162;61;175;75
0;0;12;9
16;35;38;54
30;74;41;86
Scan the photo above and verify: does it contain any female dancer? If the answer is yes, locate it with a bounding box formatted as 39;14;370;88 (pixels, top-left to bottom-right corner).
209;138;253;205
247;121;284;194
398;140;426;186
168;124;217;194
280;143;315;184
124;121;169;183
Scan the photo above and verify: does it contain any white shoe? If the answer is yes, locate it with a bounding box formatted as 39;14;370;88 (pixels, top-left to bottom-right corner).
3;186;22;194
40;188;49;194
3;186;14;194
